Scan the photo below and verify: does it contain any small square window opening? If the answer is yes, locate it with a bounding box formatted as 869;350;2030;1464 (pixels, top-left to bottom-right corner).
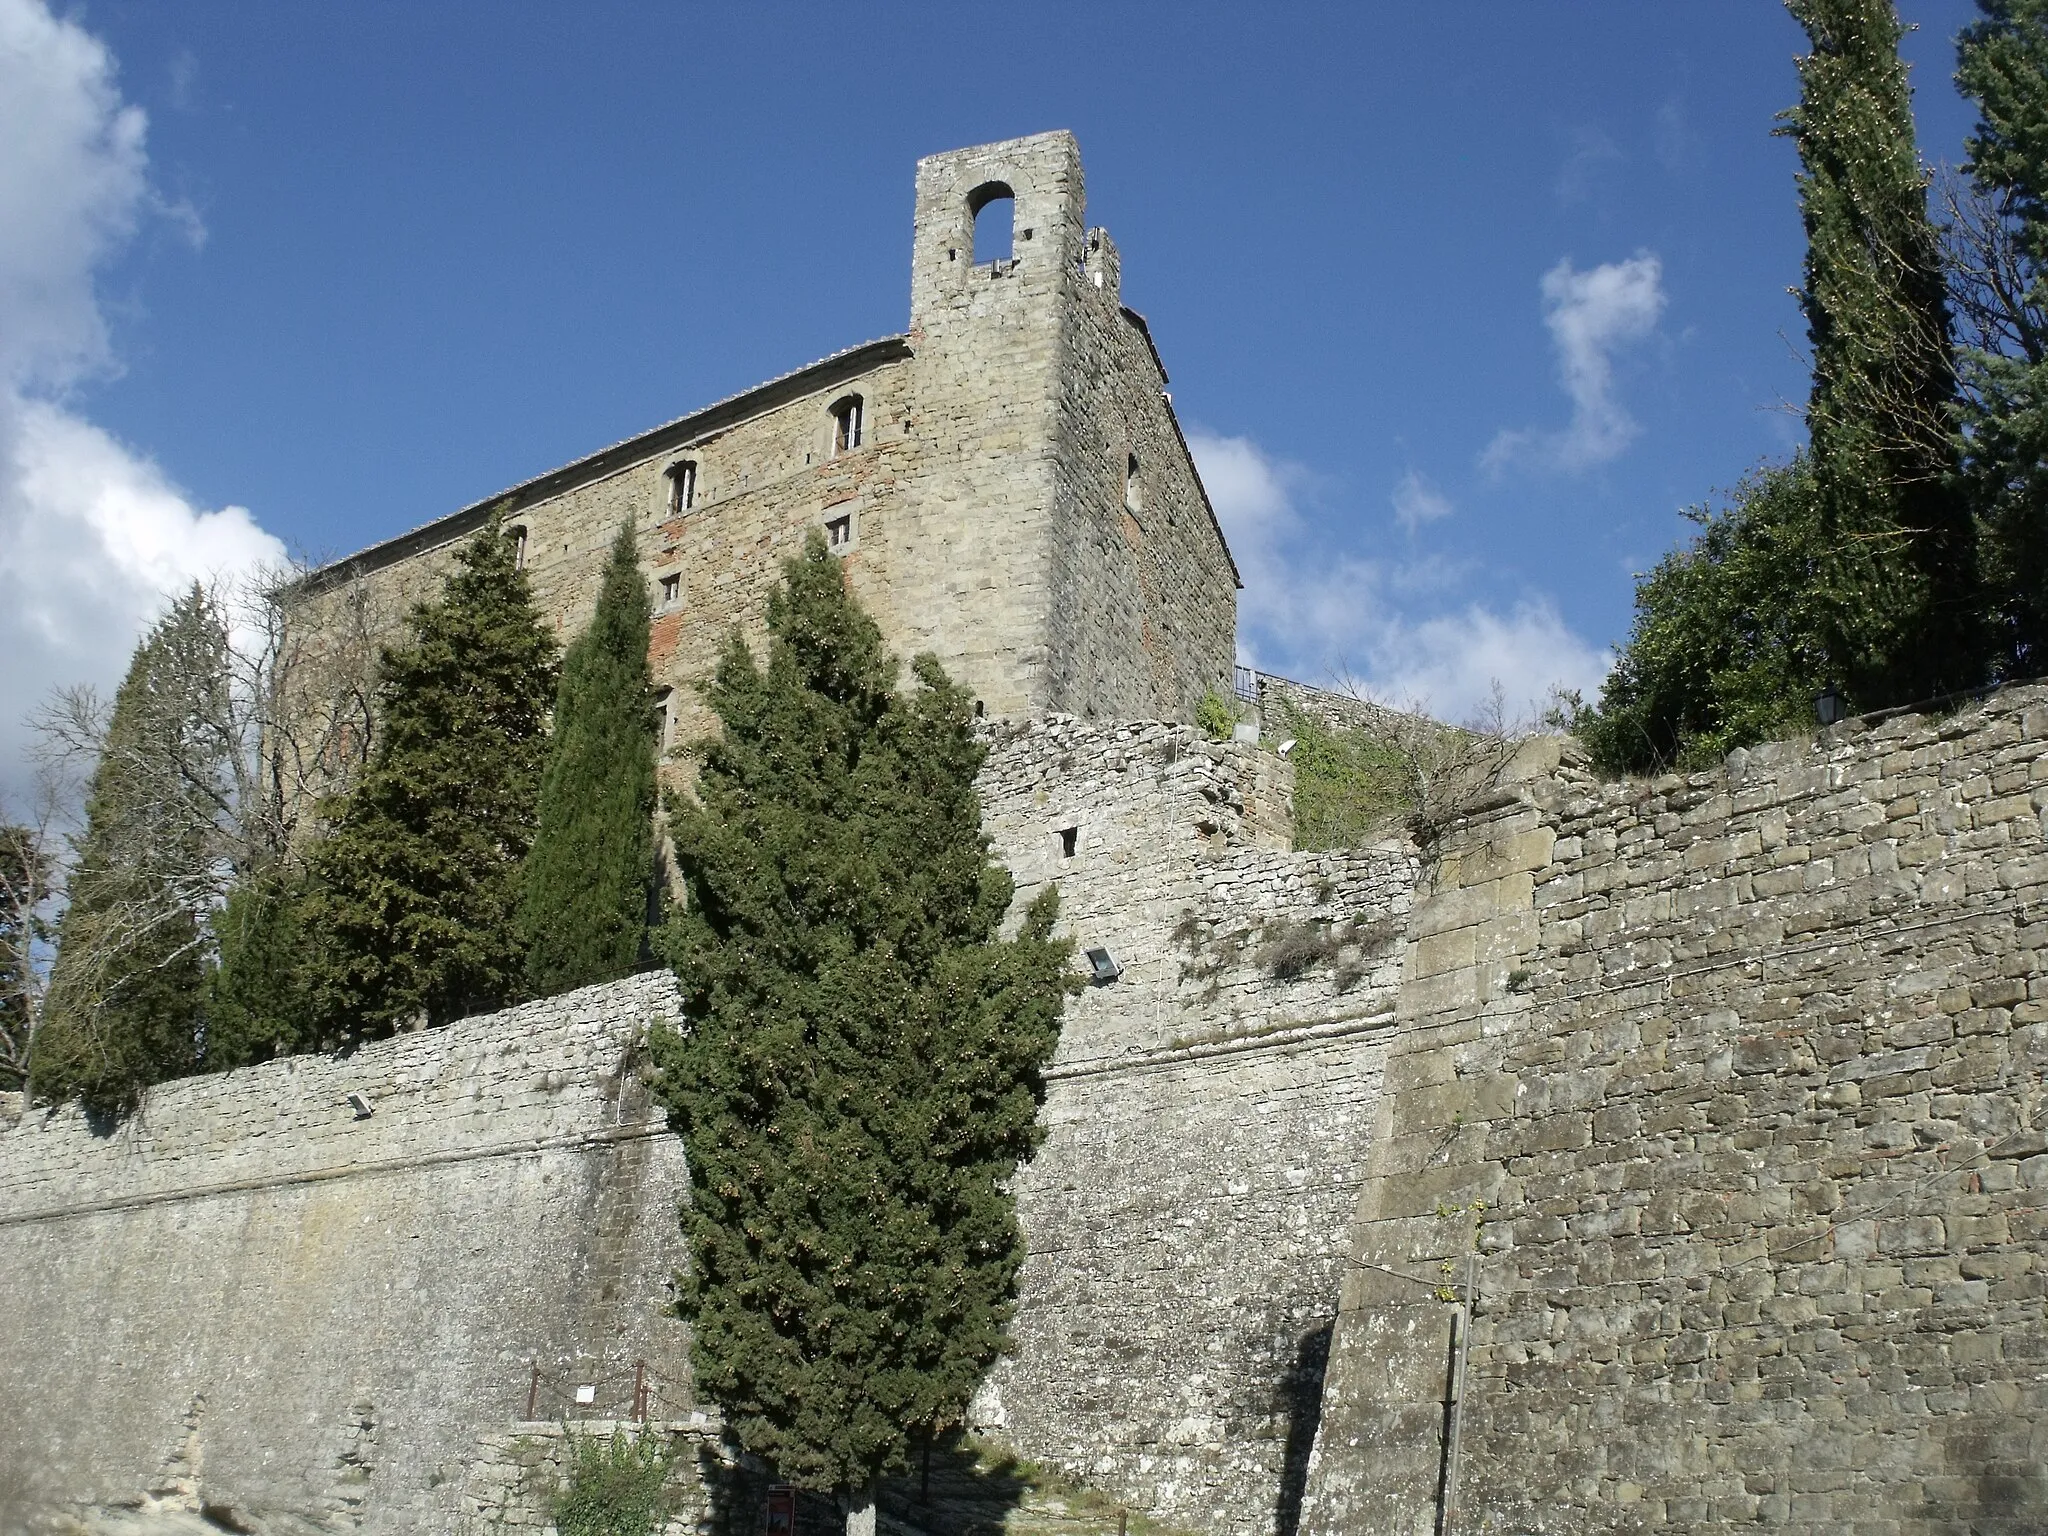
825;513;854;552
658;573;681;609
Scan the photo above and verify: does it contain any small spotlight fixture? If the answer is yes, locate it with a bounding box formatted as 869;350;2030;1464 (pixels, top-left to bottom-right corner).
1276;738;1298;758
1085;947;1122;984
345;1091;374;1120
1814;686;1847;727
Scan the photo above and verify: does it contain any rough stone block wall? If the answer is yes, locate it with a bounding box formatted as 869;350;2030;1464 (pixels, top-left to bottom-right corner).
291;347;919;759
1044;228;1238;723
1302;687;2048;1535
459;1419;740;1535
0;974;691;1535
973;718;1424;1536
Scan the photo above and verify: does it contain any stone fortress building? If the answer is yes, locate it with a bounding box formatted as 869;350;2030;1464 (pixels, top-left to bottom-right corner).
4;134;2046;1536
293;130;1240;749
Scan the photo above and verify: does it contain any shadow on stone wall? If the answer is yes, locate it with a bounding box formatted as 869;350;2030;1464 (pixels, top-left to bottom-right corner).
877;1434;1041;1535
1272;1320;1333;1536
1925;1413;2048;1535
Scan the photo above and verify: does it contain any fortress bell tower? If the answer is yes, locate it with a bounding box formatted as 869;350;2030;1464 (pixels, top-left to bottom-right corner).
885;131;1237;723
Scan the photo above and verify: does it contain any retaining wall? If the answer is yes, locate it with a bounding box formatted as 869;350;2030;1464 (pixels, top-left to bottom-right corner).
0;974;690;1535
1302;685;2048;1535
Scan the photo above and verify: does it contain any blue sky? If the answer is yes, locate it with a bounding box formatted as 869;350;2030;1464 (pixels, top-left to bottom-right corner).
0;0;1992;796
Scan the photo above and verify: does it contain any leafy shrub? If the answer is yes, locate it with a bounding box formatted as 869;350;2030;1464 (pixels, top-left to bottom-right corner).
1195;688;1243;741
553;1430;675;1536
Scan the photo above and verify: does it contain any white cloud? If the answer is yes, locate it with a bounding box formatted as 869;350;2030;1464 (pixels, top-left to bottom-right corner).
1390;469;1453;533
1483;253;1666;474
0;0;283;803
1192;431;1607;724
1556;126;1623;205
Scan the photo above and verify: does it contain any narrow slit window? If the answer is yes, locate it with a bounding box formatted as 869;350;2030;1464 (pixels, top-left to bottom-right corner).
507;525;528;570
1059;826;1078;858
653;688;674;751
831;396;863;456
1124;453;1142;514
665;460;697;514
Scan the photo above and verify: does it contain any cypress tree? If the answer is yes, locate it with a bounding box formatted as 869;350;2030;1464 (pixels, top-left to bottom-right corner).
33;591;225;1113
205;866;312;1068
302;514;558;1040
519;522;659;997
1954;0;2048;676
1579;2;1978;772
1781;0;1978;705
649;534;1071;1527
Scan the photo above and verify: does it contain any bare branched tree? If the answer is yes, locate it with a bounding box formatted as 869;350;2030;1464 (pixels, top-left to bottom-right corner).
1277;673;1542;850
1937;165;2048;368
24;567;385;1103
0;766;77;1092
31;565;385;892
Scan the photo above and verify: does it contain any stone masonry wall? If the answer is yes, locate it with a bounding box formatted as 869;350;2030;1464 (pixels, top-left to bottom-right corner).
0;973;691;1535
1302;685;2048;1535
290;346;919;760
0;721;1413;1536
1043;227;1238;724
973;718;1424;1536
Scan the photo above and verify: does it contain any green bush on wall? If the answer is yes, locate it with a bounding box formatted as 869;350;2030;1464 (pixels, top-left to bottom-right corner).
553;1430;676;1536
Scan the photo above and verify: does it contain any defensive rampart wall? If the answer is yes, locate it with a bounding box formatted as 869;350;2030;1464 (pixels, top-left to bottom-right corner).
12;688;2039;1536
0;974;690;1535
1302;684;2048;1535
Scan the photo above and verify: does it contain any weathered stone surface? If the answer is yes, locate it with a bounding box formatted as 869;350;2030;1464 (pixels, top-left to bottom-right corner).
1302;684;2048;1536
0;974;691;1535
0;715;1416;1536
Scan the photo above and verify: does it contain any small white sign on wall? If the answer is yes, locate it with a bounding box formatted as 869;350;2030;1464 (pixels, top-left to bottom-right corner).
574;1385;596;1405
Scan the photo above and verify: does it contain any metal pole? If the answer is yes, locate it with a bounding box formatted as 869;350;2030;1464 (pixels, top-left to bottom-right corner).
635;1359;647;1422
1440;1253;1477;1533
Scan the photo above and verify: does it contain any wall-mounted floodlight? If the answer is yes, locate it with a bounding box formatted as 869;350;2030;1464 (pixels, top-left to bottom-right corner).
1086;947;1122;985
1276;739;1298;758
345;1091;374;1120
1814;686;1847;727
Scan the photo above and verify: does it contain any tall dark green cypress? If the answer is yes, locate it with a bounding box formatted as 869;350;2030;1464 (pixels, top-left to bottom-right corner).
1955;0;2048;676
33;591;224;1113
205;866;312;1068
301;514;559;1040
519;522;659;996
649;535;1071;1521
1781;0;1978;705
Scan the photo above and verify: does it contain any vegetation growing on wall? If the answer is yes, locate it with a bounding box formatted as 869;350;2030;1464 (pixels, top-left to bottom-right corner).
519;521;660;997
1273;698;1524;851
551;1430;676;1536
649;533;1072;1527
